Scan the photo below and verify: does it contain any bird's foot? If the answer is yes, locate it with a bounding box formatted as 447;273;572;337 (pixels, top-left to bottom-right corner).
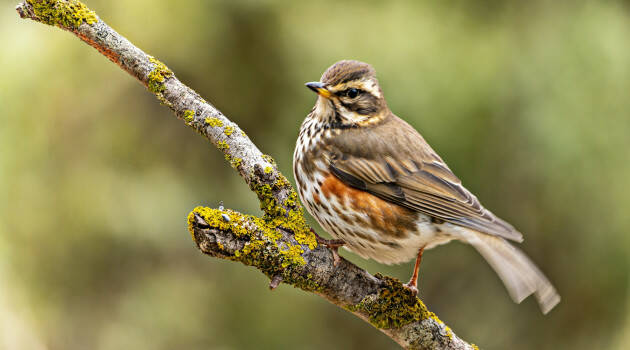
403;282;419;296
312;229;345;266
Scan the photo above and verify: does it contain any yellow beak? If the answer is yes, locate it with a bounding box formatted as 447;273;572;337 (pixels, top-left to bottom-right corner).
305;82;332;99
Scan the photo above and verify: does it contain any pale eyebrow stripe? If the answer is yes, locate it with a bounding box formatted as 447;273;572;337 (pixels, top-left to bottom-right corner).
332;79;381;99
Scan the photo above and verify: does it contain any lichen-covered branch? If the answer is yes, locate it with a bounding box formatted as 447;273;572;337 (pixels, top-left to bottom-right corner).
16;1;477;349
189;207;476;349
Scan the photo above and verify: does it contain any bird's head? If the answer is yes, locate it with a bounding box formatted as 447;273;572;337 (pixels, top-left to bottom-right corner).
306;60;389;127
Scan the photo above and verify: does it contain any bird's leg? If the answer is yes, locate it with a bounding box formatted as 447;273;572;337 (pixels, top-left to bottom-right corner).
311;228;345;266
404;246;426;295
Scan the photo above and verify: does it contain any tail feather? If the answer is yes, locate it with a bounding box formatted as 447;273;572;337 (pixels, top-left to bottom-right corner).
463;231;560;314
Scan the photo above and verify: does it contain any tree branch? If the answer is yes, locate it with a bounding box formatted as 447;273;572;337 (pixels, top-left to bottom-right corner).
16;1;477;349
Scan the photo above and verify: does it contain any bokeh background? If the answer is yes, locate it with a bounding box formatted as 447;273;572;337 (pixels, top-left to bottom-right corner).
1;0;629;349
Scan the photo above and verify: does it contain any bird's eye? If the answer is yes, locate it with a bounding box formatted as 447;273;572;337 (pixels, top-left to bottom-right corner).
346;88;359;98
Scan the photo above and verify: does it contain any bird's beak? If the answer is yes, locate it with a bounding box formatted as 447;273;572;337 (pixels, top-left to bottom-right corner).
305;82;331;99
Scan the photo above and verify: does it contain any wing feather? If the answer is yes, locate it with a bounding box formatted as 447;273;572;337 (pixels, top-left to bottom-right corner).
327;114;523;242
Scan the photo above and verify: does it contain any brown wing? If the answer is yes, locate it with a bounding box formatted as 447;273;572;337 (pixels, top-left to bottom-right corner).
327;114;523;242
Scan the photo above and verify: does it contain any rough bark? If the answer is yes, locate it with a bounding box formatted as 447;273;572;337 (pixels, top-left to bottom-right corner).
16;1;477;349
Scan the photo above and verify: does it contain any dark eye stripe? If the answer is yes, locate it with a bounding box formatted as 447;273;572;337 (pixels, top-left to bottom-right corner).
339;98;379;115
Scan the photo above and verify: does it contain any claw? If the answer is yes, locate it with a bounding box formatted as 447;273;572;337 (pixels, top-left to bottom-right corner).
312;229;345;266
330;246;341;266
403;282;418;296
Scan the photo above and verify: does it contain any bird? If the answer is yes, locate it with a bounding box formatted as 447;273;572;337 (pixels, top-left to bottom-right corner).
292;60;560;314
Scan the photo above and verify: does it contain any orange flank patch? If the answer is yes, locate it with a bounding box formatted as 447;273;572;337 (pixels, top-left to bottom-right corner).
319;174;417;238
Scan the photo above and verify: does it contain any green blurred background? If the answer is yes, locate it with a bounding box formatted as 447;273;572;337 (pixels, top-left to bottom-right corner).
1;0;629;349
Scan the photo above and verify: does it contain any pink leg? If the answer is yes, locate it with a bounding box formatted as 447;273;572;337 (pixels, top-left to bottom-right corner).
404;246;425;295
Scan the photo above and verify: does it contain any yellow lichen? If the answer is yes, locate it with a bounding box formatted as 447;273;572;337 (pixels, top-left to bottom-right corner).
217;141;229;150
261;154;276;166
283;209;317;250
188;207;253;241
183;110;195;123
252;183;282;218
224;154;242;170
279;244;305;268
348;274;432;329
205;117;224;127
444;325;453;340
26;0;98;29
188;207;312;276
147;57;173;95
248;172;317;249
187;196;319;291
429;312;445;326
187;155;319;291
283;191;298;208
224;125;234;136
